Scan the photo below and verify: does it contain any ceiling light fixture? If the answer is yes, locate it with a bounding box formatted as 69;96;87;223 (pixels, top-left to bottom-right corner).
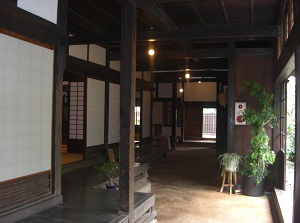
185;73;190;79
148;49;155;56
179;88;183;93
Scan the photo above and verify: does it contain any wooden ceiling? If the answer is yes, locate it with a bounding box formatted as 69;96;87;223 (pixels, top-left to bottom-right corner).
68;0;283;81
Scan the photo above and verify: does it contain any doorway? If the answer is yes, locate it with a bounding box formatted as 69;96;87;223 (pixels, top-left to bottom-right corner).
184;103;217;141
202;108;217;139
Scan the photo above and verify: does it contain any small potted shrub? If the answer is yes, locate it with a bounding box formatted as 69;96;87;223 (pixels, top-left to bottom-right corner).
218;153;242;176
95;162;119;189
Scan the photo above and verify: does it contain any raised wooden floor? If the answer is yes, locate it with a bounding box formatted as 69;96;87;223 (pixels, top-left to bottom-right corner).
17;166;156;223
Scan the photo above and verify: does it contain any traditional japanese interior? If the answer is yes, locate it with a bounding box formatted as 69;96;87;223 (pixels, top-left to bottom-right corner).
0;0;299;222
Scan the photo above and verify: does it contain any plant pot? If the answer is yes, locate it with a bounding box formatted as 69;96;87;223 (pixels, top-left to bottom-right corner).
225;161;238;172
243;176;264;197
106;183;119;190
264;185;273;194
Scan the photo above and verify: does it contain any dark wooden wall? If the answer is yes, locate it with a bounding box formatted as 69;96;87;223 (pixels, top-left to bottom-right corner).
234;53;274;156
184;104;203;138
0;172;51;215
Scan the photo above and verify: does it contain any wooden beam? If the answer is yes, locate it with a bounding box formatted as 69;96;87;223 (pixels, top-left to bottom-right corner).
110;48;229;61
190;2;206;28
137;3;193;50
0;1;59;46
52;0;67;197
219;0;230;28
171;81;177;149
68;8;111;35
227;41;236;153
68;26;279;45
119;2;136;221
250;0;254;27
293;36;300;223
138;26;279;41
104;49;110;152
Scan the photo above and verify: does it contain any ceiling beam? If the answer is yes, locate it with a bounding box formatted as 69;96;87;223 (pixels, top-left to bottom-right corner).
68;26;279;45
110;48;229;61
190;2;206;28
68;8;111;35
139;26;279;40
250;0;254;27
219;0;230;28
138;3;193;50
136;0;199;4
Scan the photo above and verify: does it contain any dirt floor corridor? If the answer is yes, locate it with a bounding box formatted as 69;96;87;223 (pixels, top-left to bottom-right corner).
148;145;279;223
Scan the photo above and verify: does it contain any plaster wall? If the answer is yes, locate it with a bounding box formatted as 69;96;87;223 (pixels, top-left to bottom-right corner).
0;33;53;182
87;78;105;146
108;83;120;144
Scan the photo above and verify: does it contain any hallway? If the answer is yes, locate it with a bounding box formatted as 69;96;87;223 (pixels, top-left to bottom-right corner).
149;145;279;223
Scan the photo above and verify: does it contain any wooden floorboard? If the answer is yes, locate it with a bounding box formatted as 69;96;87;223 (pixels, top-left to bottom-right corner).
16;166;154;223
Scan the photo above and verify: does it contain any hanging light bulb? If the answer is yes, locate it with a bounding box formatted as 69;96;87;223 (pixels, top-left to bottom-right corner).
179;88;183;93
185;73;190;79
148;49;155;56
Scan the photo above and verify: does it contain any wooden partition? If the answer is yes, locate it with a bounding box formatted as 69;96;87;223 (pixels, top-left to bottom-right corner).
0;172;51;215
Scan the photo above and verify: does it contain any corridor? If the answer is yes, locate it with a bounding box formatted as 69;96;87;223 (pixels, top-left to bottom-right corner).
149;145;279;223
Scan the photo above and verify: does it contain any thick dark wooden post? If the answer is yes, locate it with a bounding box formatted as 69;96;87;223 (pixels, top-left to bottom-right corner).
52;0;67;196
293;45;300;223
171;81;177;149
227;41;236;153
104;49;110;152
119;1;136;221
180;78;185;143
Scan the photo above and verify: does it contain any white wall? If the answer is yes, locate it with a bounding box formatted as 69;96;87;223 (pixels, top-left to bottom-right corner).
184;82;216;101
89;44;106;66
110;61;120;71
142;91;151;138
0;34;53;182
87;78;105;146
69;45;88;60
108;83;120;144
18;0;58;24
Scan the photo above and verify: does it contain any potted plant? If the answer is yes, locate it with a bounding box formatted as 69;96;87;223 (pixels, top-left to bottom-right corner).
239;78;278;196
95;161;119;190
218;153;242;177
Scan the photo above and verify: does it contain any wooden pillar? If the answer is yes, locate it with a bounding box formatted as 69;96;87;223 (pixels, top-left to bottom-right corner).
293;44;300;223
104;48;110;152
52;0;67;196
140;90;144;144
171;81;177;149
227;41;236;153
150;72;154;141
119;1;136;221
180;78;185;143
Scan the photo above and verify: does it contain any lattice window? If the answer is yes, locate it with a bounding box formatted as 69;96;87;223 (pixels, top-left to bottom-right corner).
69;82;85;139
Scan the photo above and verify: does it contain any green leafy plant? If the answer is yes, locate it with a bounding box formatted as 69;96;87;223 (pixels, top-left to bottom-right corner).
218;153;242;177
239;78;278;184
95;162;119;185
